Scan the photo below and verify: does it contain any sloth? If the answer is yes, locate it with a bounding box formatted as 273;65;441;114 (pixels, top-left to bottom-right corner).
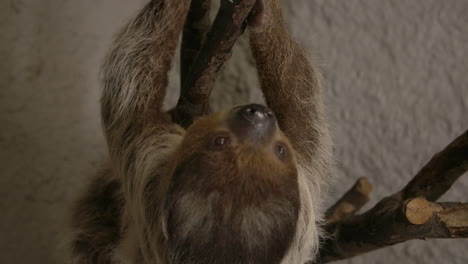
69;0;332;263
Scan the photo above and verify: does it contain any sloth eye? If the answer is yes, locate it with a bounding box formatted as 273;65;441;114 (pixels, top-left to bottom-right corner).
211;135;231;150
214;136;229;146
275;144;288;160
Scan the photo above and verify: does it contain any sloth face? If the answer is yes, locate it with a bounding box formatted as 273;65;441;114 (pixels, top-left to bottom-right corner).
163;104;300;264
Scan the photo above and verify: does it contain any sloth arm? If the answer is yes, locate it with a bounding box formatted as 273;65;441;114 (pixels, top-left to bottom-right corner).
100;0;190;189
99;1;190;259
250;0;330;163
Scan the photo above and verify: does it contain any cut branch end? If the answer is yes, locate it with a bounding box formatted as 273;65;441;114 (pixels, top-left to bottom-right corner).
404;197;435;225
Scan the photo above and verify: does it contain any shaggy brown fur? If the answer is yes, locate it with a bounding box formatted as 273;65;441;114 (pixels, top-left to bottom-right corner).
69;0;332;263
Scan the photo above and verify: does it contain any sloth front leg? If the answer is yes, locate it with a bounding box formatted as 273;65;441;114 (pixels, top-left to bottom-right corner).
101;0;191;164
249;4;333;262
249;0;330;164
99;0;191;262
100;0;191;189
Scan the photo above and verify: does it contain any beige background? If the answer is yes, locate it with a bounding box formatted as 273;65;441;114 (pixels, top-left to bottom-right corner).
1;0;467;263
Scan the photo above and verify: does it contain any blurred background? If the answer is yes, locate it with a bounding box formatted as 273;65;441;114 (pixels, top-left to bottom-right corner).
1;0;467;263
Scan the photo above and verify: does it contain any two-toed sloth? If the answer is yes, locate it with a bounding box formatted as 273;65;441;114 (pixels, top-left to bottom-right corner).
69;0;332;263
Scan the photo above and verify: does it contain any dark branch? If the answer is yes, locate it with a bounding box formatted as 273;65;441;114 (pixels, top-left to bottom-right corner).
325;177;373;223
320;197;468;263
397;130;468;202
173;0;256;128
319;129;468;263
180;0;211;85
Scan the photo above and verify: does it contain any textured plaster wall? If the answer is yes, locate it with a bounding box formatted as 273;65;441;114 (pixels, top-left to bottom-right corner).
1;0;467;263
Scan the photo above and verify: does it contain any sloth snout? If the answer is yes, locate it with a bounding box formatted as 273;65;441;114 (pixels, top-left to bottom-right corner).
240;104;275;125
228;104;276;143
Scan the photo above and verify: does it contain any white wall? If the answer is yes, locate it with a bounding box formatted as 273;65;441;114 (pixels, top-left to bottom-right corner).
0;0;467;263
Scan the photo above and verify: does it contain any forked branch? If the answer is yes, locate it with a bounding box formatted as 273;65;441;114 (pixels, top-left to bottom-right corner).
319;129;468;263
320;197;468;263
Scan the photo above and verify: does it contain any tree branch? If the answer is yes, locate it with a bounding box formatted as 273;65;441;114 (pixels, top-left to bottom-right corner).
319;129;468;263
320;198;468;263
397;130;468;202
180;0;211;86
173;0;256;128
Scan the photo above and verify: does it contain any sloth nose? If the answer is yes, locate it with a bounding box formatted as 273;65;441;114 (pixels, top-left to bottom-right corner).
228;104;276;143
239;104;275;125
